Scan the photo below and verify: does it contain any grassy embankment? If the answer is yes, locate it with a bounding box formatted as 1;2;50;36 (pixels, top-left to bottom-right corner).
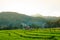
0;28;60;40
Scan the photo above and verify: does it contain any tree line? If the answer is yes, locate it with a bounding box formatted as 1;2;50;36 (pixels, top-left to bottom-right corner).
0;19;60;30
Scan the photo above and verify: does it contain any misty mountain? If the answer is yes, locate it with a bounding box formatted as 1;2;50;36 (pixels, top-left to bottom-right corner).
0;12;45;28
0;12;59;29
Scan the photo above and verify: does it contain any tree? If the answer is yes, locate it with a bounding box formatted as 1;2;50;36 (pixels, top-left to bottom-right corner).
30;24;40;29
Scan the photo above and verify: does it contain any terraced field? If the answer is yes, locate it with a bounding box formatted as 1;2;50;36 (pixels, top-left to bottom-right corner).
0;28;60;40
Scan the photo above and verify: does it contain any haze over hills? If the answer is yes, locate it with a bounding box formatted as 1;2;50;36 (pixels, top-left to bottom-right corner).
0;12;45;26
0;12;60;29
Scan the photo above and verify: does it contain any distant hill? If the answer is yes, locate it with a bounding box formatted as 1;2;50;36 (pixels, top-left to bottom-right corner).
0;12;46;29
0;12;60;29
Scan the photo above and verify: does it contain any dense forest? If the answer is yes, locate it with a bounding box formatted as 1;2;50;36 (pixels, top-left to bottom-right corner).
0;12;60;30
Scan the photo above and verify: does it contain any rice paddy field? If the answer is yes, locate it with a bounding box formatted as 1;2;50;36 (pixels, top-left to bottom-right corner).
0;28;60;40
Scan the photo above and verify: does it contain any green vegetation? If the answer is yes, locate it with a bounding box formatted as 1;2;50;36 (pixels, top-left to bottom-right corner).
0;12;60;40
0;12;60;29
0;28;60;40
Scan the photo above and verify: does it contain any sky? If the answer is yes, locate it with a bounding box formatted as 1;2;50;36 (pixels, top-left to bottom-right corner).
0;0;60;17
